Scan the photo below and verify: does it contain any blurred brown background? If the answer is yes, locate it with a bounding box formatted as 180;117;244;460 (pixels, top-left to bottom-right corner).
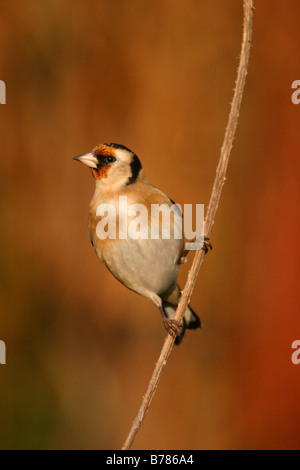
0;0;299;450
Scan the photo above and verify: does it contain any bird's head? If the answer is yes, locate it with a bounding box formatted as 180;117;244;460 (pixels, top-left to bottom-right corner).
73;143;143;190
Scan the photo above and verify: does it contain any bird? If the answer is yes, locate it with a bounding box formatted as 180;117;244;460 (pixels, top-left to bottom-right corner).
73;143;210;344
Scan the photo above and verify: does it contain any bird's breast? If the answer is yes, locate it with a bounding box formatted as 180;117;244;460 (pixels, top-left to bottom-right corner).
88;193;184;295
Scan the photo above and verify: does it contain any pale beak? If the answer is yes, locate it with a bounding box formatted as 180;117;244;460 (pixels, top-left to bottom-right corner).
73;152;98;169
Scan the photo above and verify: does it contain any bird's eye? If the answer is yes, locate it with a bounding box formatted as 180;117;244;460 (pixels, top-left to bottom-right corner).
106;155;116;163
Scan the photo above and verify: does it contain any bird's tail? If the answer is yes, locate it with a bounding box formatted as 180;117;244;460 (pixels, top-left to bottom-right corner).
162;300;201;345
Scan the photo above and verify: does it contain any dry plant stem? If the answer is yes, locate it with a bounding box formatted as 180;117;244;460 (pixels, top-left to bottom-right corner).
122;0;254;451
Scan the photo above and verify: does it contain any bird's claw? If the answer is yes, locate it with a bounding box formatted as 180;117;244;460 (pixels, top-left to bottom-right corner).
181;236;212;259
202;236;212;254
162;317;182;338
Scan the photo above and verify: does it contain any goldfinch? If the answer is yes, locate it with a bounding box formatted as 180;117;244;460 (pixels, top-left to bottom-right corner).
74;143;206;344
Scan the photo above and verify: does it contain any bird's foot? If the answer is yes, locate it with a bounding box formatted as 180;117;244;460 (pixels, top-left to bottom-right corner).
162;317;182;339
180;236;212;260
202;236;212;254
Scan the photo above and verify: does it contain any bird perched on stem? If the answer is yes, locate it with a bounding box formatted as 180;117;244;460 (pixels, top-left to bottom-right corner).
74;143;210;344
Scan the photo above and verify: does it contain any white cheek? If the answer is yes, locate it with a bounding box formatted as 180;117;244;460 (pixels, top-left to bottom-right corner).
96;163;131;191
114;148;133;164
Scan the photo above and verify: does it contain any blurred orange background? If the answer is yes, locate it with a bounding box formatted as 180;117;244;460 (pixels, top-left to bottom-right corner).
0;0;299;450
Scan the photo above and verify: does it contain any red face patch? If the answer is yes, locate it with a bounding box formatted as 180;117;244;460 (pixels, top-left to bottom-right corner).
93;144;112;157
91;166;111;180
90;144;116;179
